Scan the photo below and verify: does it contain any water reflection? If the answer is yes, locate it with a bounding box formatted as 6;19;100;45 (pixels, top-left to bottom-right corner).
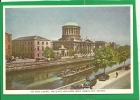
6;59;130;90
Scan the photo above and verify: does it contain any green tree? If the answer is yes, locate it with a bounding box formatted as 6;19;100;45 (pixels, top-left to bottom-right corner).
68;49;74;56
117;45;130;68
43;47;54;58
80;47;87;54
93;46;118;73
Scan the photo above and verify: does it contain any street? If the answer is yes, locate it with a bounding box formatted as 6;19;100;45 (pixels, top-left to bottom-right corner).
56;69;131;90
94;70;130;89
102;70;130;89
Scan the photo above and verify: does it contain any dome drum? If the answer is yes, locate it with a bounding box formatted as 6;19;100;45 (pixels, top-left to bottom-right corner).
60;22;81;41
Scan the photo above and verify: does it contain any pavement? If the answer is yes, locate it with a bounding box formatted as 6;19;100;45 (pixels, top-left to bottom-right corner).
94;69;130;89
56;69;131;90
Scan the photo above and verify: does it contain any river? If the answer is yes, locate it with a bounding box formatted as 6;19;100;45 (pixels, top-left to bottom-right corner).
6;58;130;90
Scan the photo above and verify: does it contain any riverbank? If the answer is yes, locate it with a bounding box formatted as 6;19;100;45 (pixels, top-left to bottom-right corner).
6;57;94;72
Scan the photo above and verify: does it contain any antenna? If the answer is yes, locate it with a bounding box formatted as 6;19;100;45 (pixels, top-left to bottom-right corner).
85;30;87;39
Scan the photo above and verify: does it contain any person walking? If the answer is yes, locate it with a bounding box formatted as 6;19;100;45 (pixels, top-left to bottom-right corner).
116;72;118;78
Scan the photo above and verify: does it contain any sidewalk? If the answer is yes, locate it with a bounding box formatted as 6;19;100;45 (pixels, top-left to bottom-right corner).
56;69;131;90
94;70;130;89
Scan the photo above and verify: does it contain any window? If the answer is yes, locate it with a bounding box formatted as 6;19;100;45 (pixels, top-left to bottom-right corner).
8;45;10;50
37;41;39;45
46;42;48;45
38;54;39;57
37;47;39;51
8;40;10;43
42;46;44;51
42;42;44;45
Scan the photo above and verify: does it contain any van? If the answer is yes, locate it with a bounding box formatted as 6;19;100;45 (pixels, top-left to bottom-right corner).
83;75;97;89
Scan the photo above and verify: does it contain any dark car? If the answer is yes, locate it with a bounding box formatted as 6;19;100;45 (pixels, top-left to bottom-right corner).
83;75;97;89
99;73;110;81
124;65;130;70
70;84;83;89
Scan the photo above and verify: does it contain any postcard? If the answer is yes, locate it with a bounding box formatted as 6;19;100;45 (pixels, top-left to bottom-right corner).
3;5;133;94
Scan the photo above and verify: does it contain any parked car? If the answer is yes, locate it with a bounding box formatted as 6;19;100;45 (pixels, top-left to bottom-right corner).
124;65;130;70
99;73;110;81
70;84;83;89
83;75;97;89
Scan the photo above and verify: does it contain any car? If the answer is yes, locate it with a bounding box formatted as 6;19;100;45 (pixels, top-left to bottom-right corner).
124;66;130;70
70;84;83;89
99;73;110;81
83;75;97;89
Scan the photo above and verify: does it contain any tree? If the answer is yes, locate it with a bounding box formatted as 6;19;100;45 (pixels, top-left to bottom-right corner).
117;45;130;68
43;47;54;58
68;49;74;56
93;46;118;74
80;47;87;54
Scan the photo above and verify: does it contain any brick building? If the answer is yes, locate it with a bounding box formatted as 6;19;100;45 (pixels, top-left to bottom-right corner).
5;32;12;60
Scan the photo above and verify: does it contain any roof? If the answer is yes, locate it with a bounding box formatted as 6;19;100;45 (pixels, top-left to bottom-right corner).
5;32;12;35
13;35;50;41
83;39;94;43
64;22;79;27
95;41;107;43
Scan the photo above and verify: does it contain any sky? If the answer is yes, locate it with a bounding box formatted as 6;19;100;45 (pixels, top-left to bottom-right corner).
5;6;131;45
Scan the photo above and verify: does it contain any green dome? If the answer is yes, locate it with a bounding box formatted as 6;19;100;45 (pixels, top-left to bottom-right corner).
64;22;79;26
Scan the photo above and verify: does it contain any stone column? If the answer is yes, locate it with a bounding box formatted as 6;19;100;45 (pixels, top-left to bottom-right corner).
72;28;73;34
63;28;64;35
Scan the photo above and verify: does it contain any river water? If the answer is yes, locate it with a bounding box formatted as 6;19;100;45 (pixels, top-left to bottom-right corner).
6;59;130;90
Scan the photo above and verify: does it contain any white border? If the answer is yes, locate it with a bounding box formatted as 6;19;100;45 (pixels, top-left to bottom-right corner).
3;5;133;94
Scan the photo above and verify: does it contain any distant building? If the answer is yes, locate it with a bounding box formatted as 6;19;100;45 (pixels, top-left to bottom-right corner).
12;36;52;59
95;41;117;49
52;22;117;57
5;32;12;60
53;22;95;56
109;42;117;49
95;41;110;48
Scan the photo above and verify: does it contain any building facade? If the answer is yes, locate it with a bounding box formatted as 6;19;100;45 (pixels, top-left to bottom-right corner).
5;32;12;60
53;22;117;57
12;36;52;59
53;22;95;56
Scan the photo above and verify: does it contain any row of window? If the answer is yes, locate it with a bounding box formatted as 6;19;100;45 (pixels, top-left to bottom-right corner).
13;46;48;52
37;41;48;45
13;41;49;45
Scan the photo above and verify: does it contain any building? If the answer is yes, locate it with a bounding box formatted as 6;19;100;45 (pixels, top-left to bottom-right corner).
5;32;12;60
52;22;118;57
12;35;52;59
95;41;110;48
53;22;95;56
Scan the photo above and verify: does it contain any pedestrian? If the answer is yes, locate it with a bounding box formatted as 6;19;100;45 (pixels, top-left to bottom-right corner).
116;72;118;78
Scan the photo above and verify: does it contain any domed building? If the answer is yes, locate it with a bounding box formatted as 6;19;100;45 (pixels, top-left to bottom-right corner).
53;22;95;57
59;22;81;41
